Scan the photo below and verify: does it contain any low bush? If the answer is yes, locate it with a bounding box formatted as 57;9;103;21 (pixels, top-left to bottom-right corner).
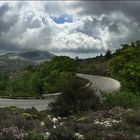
24;107;40;119
22;113;33;120
48;126;76;140
109;41;140;93
84;130;104;140
0;126;27;140
77;117;90;123
103;91;140;109
50;79;101;116
124;108;140;125
25;130;45;140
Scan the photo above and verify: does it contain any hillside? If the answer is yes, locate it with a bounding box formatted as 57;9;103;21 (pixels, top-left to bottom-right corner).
76;50;112;76
19;50;55;61
110;41;140;93
0;50;55;72
0;42;139;140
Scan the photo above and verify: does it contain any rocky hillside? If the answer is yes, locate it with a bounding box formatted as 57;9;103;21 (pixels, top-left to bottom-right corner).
0;50;55;72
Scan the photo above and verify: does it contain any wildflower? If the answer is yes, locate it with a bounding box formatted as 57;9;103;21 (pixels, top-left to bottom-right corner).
75;132;84;139
41;121;45;126
47;115;52;120
1;126;27;140
94;118;121;128
53;125;56;129
52;118;58;123
45;132;50;138
57;117;61;120
59;122;64;126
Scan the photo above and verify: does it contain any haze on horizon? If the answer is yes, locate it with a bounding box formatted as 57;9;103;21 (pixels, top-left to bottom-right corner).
0;1;140;58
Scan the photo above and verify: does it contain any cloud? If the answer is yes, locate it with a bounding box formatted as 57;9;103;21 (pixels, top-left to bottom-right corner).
0;4;9;16
0;4;18;35
0;1;140;58
0;38;19;51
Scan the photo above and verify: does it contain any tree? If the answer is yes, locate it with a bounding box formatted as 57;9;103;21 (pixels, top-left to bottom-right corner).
1;56;77;97
50;77;101;116
105;49;112;59
110;41;140;93
30;73;43;95
75;56;79;61
49;56;76;73
0;73;9;91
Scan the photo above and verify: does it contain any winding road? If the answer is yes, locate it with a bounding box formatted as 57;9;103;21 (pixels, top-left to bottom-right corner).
0;98;53;111
0;74;120;111
77;73;121;93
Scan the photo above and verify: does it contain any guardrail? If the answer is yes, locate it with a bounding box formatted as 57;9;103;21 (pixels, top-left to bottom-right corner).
0;96;40;99
41;92;62;99
0;92;62;100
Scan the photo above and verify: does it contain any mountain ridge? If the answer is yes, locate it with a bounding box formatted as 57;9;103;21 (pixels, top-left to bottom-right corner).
0;50;55;72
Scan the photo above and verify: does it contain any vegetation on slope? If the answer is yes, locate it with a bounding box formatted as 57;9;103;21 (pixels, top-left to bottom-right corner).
0;50;55;73
109;41;140;93
76;50;112;76
48;41;140;139
0;41;140;139
0;56;77;97
50;78;101;117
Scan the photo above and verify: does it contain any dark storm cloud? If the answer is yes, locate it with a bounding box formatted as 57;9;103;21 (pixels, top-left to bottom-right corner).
0;38;33;52
0;17;18;35
76;1;140;19
71;1;140;51
72;1;121;16
0;39;20;51
108;22;120;34
74;1;140;29
0;4;18;35
0;4;9;16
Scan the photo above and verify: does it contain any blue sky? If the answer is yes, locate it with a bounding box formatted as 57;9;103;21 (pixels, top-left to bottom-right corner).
51;15;73;24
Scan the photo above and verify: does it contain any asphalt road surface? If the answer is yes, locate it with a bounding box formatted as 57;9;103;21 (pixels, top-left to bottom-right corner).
0;98;53;111
77;73;121;93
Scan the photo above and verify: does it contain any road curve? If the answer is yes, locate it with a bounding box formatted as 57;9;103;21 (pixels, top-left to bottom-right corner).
0;74;120;111
77;73;121;93
0;98;53;111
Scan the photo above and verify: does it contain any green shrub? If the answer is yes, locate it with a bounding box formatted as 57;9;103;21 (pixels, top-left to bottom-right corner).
135;126;140;135
22;113;33;120
84;130;103;140
4;106;19;111
109;41;140;93
124;109;140;125
104;91;140;109
49;56;76;73
25;107;40;119
48;126;76;140
25;130;45;140
44;117;53;129
0;56;76;97
50;78;101;116
77;117;90;123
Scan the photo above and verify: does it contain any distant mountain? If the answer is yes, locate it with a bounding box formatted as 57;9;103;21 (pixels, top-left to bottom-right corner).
0;50;55;72
19;50;55;61
2;50;55;62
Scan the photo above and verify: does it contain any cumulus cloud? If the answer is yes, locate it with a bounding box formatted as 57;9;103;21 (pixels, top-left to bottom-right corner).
0;1;140;58
72;1;140;46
